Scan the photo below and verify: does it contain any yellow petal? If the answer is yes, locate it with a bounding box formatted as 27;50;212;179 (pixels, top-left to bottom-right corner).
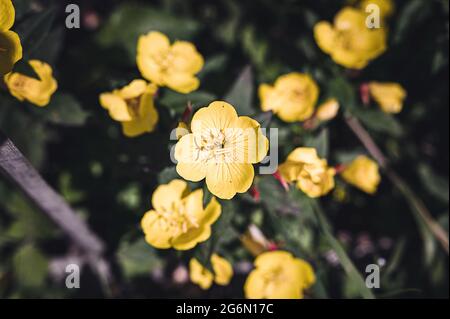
258;83;275;112
164;71;199;94
141;210;172;249
151;179;189;212
189;258;214;290
191;101;238;133
122;89;159;137
205;162;254;199
296;259;316;289
369;82;406;114
195;196;222;226
313;21;335;54
99;93;132;121
231;116;269;164
286;147;319;164
341;155;381;194
316;98;340;121
172;225;211;250
0;30;22;76
0;0;14;30
254;251;294;270
118;79;148;99
211;254;233;286
170;41;204;74
137;31;170;56
278;161;302;183
244;269;266;299
174;133;208;182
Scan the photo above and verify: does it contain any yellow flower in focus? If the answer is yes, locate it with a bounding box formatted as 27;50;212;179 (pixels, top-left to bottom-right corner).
259;72;319;122
141;179;221;250
189;254;233;290
279;147;335;198
314;7;387;69
174;101;269;200
360;0;395;19
4;60;57;107
137;31;204;94
315;98;340;122
244;251;315;299
99;80;159;137
341;155;381;194
0;0;22;76
368;82;406;114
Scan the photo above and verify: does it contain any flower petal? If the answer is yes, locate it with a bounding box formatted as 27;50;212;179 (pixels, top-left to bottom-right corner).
211;254;233;286
0;30;22;76
191;101;238;133
141;210;172;249
171;41;204;74
175;133;208;182
164;71;199;94
151;179;189;212
172;225;211;250
205;162;254;199
0;0;15;30
99;93;132;121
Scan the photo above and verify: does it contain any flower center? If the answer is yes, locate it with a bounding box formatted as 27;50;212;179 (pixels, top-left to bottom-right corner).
125;97;141;119
194;129;236;163
155;203;199;237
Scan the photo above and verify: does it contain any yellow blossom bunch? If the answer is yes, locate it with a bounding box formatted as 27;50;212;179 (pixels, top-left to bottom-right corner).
244;251;316;299
314;7;387;69
141;179;221;250
259;72;319;122
4;60;57;107
174;101;269;199
189;254;233;290
0;0;22;76
368;82;407;114
100;80;159;137
279;147;335;198
137;31;204;94
341;155;381;194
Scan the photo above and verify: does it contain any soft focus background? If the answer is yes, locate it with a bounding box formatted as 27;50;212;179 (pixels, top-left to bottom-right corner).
0;0;448;298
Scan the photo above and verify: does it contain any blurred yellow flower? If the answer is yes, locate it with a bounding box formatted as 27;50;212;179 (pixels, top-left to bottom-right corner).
174;101;269;200
244;251;315;299
369;81;406;114
360;0;395;19
189;254;233;290
137;31;204;94
99;80;159;137
314;7;387;69
315;98;340;122
141;179;221;250
259;72;319;122
341;155;381;194
4;60;57;107
0;0;22;76
279;147;335;198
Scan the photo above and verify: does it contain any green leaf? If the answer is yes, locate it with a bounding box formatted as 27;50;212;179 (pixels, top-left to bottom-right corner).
13;244;48;290
303;128;329;158
241;25;268;67
97;3;200;61
17;8;56;59
117;238;164;279
159;90;217;114
198;54;227;79
326;77;356;111
354;109;404;137
33;93;89;126
223;66;254;116
418;164;449;204
393;0;432;44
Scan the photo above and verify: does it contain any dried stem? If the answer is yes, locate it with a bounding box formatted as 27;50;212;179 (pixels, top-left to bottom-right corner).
0;131;116;293
345;115;449;255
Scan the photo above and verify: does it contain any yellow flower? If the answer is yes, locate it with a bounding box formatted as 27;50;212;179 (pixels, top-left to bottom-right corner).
279;147;335;198
137;31;204;94
141;179;221;250
314;7;387;69
259;72;319;123
341;155;381;194
244;251;315;299
99;80;159;137
368;82;406;114
4;60;57;107
174;101;269;200
189;254;233;290
315;98;340;121
0;0;22;76
360;0;395;19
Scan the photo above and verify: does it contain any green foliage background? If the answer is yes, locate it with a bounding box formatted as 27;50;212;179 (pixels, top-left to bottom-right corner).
0;0;448;298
